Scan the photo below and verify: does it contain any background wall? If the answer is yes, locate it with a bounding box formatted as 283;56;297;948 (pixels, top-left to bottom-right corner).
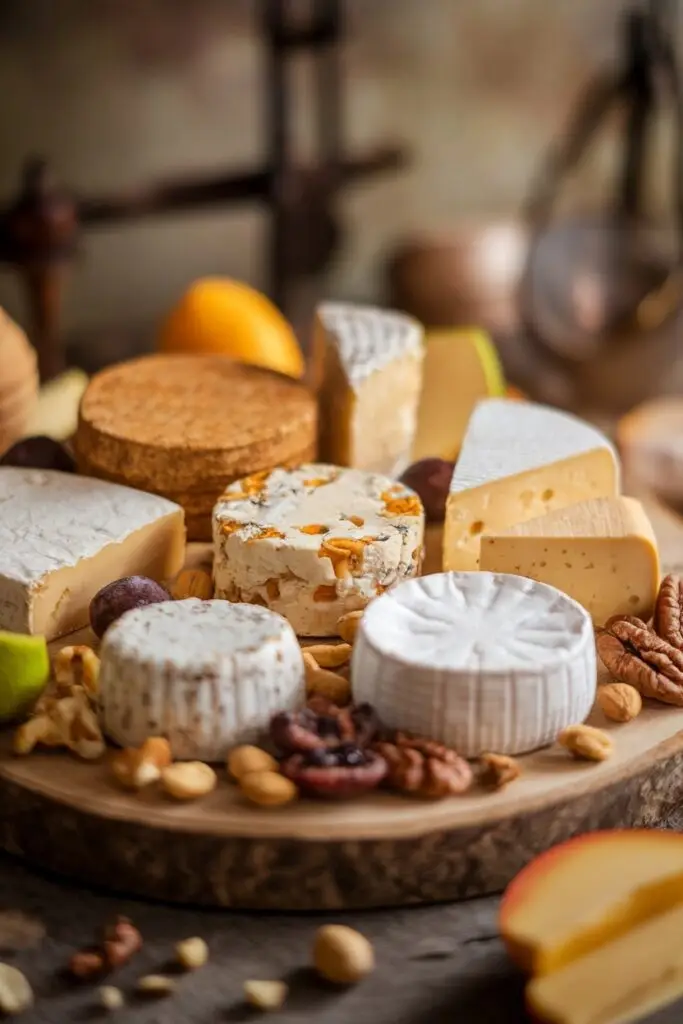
0;0;658;350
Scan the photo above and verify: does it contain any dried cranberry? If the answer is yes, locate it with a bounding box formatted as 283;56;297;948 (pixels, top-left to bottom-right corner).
281;748;387;800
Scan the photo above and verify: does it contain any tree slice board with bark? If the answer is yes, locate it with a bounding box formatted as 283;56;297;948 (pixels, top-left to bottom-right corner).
0;496;682;910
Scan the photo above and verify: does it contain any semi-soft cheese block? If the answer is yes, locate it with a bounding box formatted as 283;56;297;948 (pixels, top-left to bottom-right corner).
444;399;620;571
313;302;424;477
479;496;660;625
352;571;595;757
98;599;305;760
412;327;505;461
0;468;185;640
212;463;424;636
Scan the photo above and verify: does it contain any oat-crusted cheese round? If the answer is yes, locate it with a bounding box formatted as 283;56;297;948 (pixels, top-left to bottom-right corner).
212;463;425;636
98;599;305;761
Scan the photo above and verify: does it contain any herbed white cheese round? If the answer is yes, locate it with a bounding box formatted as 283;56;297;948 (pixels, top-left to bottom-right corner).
98;599;305;761
212;463;424;636
352;571;596;757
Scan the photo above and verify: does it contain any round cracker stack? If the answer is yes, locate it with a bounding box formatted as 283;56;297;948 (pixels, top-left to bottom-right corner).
0;308;39;452
74;354;317;540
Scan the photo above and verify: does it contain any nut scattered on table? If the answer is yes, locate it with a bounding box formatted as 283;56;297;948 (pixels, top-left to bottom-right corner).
175;936;209;971
110;737;172;790
240;770;298;807
171;568;213;601
136;975;176;997
303;652;351;705
243;979;288;1011
312;924;375;985
0;963;33;1016
557;724;614;762
227;745;278;781
597;617;683;707
103;916;143;969
479;752;521;790
653;573;683;649
53;644;100;698
597;682;642;723
373;733;473;798
99;985;125;1011
336;609;363;644
161;761;217;800
302;642;352;669
69;949;106;980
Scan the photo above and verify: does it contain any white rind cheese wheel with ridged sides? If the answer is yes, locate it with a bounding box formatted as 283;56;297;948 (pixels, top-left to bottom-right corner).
212;463;424;636
98;599;305;761
352;572;596;757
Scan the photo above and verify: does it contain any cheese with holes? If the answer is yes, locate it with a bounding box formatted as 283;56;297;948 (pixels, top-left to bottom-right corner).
412;327;505;461
480;497;660;626
212;463;424;636
444;399;620;571
352;571;595;756
98;599;305;760
313;302;424;477
0;468;185;640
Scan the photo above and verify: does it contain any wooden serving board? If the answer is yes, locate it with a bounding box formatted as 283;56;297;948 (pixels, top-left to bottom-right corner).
1;498;683;911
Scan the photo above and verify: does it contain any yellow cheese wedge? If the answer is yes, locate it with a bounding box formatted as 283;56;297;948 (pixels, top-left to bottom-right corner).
499;831;683;978
479;496;660;625
527;901;683;1024
412;327;505;461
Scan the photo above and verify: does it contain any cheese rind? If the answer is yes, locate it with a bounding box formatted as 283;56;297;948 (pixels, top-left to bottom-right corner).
0;468;185;640
313;302;424;477
444;399;620;570
212;463;424;636
98;599;305;760
352;571;595;757
480;497;660;626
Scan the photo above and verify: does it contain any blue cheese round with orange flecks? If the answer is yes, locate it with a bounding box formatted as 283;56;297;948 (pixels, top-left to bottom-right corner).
352;571;596;757
211;463;425;636
98;599;305;760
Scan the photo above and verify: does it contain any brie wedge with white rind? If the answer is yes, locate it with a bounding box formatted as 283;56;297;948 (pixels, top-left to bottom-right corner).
0;467;185;640
444;399;620;571
212;463;424;636
313;302;424;478
98;599;305;760
352;571;596;757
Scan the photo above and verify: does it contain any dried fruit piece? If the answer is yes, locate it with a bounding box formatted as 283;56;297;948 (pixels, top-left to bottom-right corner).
558;724;614;762
0;963;33;1015
298;524;329;535
69;949;106;979
244;979;288;1011
110;737;172;790
103;916;143;969
597;618;683;706
99;985;125;1011
136;975;176;997
480;752;521;789
379;491;422;518
313;925;375;985
240;771;298;807
89;576;170;639
53;645;100;699
170;569;213;601
337;610;363;644
0;435;75;474
270;700;379;756
175;936;209;971
597;683;642;723
281;747;387;799
161;762;217;800
227;745;278;780
302;643;352;669
654;574;683;648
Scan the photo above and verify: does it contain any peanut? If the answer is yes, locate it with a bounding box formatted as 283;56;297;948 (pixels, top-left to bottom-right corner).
171;569;213;601
227;745;278;781
336;610;363;644
312;924;374;985
0;963;33;1015
136;975;176;997
479;752;521;789
244;980;288;1011
240;771;298;807
161;762;217;800
597;682;642;723
175;937;209;971
302;643;352;669
99;986;124;1011
558;724;614;762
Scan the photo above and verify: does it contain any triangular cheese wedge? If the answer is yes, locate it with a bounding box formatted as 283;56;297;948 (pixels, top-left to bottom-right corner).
443;399;620;571
312;302;424;477
479;496;659;624
412;327;505;461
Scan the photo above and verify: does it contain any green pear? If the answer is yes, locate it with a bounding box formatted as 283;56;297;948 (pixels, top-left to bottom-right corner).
0;631;50;723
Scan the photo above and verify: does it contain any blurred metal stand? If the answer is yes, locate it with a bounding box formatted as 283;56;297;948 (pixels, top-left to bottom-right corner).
0;0;408;381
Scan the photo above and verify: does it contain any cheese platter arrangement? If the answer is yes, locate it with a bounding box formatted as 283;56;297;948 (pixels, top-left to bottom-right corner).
0;299;682;915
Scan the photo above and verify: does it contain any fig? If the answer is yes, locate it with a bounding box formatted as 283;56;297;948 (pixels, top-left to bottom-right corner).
89;576;170;638
399;458;454;523
0;436;75;474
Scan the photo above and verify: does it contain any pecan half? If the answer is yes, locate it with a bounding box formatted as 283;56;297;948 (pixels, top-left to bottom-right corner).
374;735;473;798
597;617;683;707
654;574;683;649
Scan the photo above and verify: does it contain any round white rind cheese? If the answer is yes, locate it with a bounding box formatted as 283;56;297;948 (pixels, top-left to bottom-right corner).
352;572;596;757
212;463;424;636
98;599;305;761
